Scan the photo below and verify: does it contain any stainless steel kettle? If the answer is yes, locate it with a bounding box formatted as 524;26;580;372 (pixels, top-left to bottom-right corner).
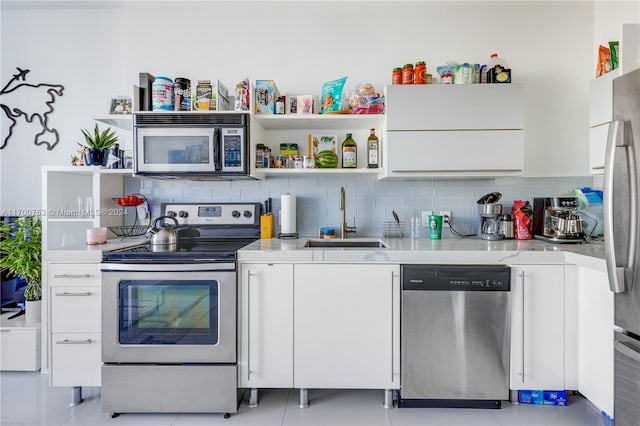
148;216;179;251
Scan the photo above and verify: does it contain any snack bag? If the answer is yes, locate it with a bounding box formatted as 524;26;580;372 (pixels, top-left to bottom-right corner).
512;200;533;240
596;45;612;77
320;76;348;114
609;41;619;70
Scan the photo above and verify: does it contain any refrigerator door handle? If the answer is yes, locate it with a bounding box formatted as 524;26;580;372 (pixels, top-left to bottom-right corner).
615;340;640;363
604;121;625;293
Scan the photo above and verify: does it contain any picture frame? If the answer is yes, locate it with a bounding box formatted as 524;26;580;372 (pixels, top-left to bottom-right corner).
110;97;132;115
308;134;337;157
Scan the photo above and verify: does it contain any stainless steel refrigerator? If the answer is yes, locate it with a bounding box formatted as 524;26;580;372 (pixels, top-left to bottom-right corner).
604;66;640;425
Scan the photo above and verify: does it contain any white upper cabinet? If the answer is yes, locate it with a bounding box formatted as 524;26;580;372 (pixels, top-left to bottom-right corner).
385;84;524;131
383;84;524;178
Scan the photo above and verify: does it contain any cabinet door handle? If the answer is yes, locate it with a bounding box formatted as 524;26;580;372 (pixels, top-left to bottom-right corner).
0;329;10;332
54;274;91;279
55;292;92;296
391;271;395;384
520;271;525;383
56;339;93;345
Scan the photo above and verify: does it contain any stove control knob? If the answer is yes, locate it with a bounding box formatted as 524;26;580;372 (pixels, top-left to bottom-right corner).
243;210;252;218
232;210;241;218
178;211;188;218
166;210;176;218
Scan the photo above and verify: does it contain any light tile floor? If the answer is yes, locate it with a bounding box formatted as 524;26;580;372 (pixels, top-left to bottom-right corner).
1;372;609;426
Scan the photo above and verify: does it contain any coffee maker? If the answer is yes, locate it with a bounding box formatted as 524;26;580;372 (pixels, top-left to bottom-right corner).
532;197;584;243
477;192;504;241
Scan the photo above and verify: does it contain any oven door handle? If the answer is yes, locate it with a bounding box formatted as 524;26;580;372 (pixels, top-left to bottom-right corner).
101;263;236;272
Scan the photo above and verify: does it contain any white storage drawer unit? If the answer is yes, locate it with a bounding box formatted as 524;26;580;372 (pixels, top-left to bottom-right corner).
48;262;102;387
384;84;524;178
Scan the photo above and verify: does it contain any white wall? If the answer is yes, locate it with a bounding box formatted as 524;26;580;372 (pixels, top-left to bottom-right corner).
0;1;636;215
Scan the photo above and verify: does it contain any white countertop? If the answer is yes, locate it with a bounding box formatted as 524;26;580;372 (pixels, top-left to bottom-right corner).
43;237;147;262
238;236;605;268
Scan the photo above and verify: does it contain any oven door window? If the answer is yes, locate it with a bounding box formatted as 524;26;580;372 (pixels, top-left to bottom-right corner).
118;279;219;345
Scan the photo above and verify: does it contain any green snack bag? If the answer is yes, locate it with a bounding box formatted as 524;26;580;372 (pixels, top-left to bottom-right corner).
609;41;619;70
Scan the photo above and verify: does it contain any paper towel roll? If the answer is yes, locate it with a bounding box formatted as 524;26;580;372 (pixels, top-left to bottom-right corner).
280;193;297;235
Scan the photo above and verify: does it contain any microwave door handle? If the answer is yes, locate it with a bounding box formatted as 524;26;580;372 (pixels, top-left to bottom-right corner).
213;127;221;172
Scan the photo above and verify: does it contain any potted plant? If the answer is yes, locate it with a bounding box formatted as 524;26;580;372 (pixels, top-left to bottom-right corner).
78;123;118;166
0;217;42;323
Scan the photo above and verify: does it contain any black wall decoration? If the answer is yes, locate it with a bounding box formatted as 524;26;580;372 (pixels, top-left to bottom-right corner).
0;67;65;150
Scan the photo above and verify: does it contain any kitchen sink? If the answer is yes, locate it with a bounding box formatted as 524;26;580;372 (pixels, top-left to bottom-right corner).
303;239;389;249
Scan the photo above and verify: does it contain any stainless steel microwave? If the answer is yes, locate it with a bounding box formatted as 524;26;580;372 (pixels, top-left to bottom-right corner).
133;112;249;177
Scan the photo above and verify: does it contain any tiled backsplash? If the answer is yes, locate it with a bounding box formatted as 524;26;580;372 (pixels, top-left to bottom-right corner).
126;175;597;237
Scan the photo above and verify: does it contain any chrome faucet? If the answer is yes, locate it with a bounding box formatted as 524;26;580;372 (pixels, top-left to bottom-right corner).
339;187;357;238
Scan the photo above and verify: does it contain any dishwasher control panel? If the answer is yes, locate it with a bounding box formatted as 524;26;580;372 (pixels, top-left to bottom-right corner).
401;264;510;291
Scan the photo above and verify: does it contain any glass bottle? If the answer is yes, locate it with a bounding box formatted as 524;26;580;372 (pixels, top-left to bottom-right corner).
367;128;379;168
341;133;357;168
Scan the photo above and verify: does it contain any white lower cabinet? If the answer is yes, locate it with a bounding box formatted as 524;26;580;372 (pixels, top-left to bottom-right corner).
509;264;565;390
576;266;614;417
0;314;40;371
238;263;294;388
293;264;400;389
48;262;102;387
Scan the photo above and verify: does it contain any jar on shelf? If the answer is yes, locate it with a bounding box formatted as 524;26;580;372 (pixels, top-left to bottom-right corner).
415;61;427;84
392;67;402;85
402;64;415;84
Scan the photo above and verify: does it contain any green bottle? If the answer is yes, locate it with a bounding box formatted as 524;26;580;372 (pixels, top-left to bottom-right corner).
341;133;357;168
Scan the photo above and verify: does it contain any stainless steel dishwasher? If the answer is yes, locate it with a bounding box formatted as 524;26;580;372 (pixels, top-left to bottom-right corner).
399;264;511;409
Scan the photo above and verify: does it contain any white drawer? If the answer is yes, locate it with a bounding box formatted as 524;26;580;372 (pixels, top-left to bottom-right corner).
0;326;40;371
51;286;101;333
49;263;101;286
51;333;101;386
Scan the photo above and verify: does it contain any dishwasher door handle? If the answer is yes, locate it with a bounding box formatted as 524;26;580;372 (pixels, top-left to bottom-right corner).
520;270;526;383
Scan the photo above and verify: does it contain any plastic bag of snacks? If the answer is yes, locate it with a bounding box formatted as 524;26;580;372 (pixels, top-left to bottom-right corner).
320;76;348;114
511;200;533;240
350;83;384;114
596;45;612;77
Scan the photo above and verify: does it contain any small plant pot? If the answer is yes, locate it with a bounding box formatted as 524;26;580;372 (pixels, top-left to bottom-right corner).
86;148;110;166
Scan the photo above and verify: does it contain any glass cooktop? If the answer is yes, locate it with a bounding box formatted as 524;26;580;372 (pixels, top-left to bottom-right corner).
102;238;257;263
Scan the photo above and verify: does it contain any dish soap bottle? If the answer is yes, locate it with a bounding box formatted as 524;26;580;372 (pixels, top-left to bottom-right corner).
367;128;379;168
341;133;357;168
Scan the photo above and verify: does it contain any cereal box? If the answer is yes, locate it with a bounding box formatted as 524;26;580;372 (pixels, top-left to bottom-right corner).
255;80;280;114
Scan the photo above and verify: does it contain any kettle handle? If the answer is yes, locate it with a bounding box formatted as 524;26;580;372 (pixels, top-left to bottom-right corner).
153;215;179;228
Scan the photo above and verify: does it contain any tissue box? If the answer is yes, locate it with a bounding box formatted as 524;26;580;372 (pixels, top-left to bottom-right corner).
518;390;567;406
255;80;279;114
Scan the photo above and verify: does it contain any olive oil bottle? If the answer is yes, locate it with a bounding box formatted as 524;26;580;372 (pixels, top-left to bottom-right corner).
341;133;357;168
367;128;379;168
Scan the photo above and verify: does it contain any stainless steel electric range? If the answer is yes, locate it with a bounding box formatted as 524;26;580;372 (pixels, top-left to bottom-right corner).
100;202;261;418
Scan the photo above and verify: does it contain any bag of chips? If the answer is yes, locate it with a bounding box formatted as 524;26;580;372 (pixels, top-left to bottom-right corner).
320;76;348;114
596;45;612;77
512;200;533;240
